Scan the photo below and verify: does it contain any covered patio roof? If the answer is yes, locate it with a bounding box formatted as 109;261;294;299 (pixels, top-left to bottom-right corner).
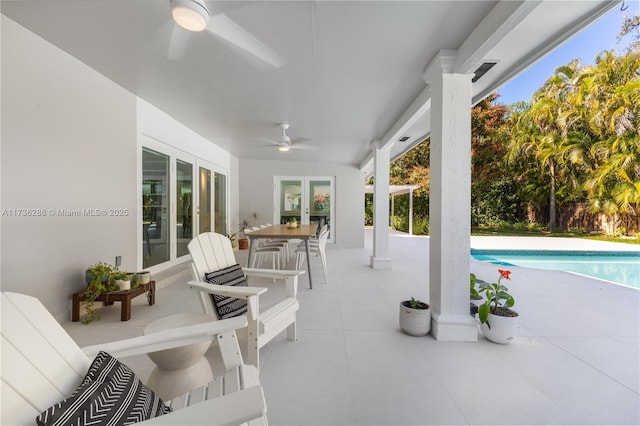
0;1;618;167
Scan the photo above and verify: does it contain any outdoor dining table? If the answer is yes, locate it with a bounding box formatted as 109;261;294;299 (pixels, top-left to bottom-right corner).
246;224;318;289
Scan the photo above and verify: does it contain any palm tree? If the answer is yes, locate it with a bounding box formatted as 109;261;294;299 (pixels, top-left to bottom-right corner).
576;51;640;222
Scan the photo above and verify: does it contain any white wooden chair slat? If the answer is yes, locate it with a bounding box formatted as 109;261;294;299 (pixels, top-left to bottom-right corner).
188;384;207;405
187;232;304;369
1;381;40;425
223;367;242;394
1;292;267;425
1;337;71;415
3;292;90;378
139;386;266;426
1;294;89;409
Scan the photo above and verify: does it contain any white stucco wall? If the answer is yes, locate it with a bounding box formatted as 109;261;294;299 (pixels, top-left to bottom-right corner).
1;16;241;320
239;159;365;248
1;16;138;320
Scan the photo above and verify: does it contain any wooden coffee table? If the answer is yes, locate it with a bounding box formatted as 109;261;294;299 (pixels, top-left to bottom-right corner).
72;281;155;322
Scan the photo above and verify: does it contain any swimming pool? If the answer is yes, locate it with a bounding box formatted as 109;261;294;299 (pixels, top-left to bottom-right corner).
470;249;640;288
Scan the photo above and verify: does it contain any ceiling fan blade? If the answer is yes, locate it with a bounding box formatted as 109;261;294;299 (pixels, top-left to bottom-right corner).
204;14;285;69
290;144;317;151
167;24;192;60
290;137;316;150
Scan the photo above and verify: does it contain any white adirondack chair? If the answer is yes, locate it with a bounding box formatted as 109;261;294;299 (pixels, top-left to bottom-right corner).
1;292;267;426
187;232;304;369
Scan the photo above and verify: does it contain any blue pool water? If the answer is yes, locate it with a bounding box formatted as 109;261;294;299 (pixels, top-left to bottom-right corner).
471;249;640;288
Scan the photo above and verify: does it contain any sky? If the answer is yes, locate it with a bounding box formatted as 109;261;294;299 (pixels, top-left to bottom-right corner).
497;2;639;106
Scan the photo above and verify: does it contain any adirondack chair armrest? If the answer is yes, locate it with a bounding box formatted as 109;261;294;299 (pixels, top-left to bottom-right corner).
138;385;266;425
243;268;303;298
242;267;305;280
187;280;268;298
82;316;247;359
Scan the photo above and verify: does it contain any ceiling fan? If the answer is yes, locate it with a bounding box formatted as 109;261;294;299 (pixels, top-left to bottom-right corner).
270;123;313;152
167;0;285;68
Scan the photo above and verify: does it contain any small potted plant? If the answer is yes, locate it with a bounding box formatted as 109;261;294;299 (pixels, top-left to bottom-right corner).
287;217;298;228
469;273;483;317
399;297;431;336
477;269;519;344
237;213;258;250
82;262;119;324
226;231;239;249
114;270;132;291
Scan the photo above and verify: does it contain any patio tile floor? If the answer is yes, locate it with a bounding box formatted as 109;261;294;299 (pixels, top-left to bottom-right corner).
63;230;640;425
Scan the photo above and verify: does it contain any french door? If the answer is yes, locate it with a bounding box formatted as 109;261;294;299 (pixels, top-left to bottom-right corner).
275;176;335;242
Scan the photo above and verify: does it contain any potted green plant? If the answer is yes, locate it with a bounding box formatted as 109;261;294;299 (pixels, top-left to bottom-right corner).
238;213;258;250
113;270;132;291
399;297;431;336
477;269;519;344
226;230;239;248
469;273;483;317
287;217;298;228
82;262;119;324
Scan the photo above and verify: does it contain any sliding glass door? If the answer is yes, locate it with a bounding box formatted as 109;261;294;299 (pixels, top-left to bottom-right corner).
141;144;228;270
176;160;194;258
142;148;170;268
198;166;212;234
214;172;227;235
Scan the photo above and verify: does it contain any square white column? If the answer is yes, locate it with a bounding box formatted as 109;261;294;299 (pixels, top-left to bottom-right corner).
370;143;392;269
424;51;477;341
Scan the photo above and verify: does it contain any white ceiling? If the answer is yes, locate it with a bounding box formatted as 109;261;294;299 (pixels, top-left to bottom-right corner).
1;1;618;169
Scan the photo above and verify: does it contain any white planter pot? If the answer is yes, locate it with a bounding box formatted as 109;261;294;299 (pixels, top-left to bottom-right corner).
116;279;131;291
399;301;431;336
480;310;519;344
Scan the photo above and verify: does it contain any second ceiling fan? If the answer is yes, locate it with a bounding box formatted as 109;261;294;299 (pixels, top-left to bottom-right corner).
273;123;313;152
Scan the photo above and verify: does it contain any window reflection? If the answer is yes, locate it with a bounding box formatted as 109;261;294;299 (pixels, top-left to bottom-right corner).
177;160;193;257
142;148;170;268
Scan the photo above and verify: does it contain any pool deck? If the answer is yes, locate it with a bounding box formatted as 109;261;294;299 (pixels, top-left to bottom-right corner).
471;235;640;252
64;231;640;425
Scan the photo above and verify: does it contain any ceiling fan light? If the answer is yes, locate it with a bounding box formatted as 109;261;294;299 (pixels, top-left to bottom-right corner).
278;145;290;152
171;0;209;32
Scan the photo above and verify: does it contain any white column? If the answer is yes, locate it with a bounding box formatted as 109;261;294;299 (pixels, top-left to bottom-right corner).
423;51;477;341
370;142;392;269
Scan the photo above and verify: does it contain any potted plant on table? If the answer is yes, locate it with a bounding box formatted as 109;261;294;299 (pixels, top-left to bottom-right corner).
477;269;519;344
82;262;119;324
114;270;132;291
399;297;431;336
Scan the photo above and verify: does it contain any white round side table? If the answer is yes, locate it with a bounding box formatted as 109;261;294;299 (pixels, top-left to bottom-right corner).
144;313;217;400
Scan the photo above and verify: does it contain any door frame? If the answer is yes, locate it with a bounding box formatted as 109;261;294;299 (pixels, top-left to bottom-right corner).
274;176;335;243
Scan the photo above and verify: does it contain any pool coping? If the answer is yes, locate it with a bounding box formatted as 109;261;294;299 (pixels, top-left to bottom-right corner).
470;235;640;252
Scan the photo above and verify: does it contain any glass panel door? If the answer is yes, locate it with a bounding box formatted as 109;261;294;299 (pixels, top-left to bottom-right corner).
214;172;227;235
142;148;170;268
309;179;332;238
279;179;302;224
199;167;212;234
176;160;193;257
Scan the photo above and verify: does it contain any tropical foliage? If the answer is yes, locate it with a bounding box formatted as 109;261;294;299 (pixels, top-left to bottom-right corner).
385;18;639;236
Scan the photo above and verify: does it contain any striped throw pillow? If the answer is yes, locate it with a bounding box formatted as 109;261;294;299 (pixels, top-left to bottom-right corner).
204;263;248;319
37;351;171;426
